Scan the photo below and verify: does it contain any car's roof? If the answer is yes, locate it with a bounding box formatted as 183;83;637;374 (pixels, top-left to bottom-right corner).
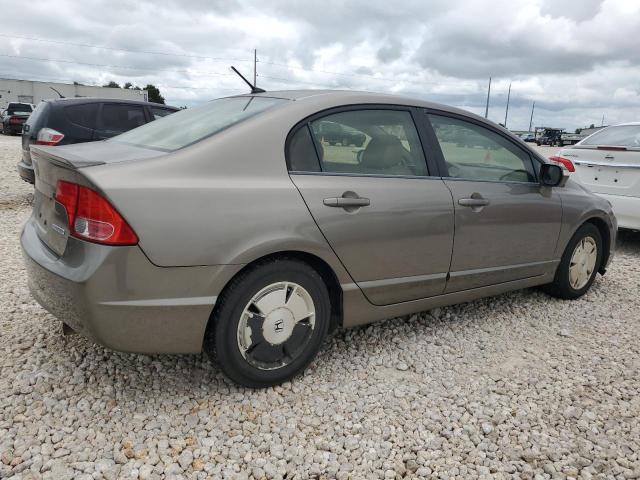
244;89;459;111
609;122;640;127
43;97;178;109
235;89;504;133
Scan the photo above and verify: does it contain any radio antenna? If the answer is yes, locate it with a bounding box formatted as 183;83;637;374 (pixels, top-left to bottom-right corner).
50;86;65;98
230;66;266;94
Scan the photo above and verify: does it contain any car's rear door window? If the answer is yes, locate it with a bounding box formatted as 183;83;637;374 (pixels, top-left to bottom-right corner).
428;114;536;183
301;109;428;177
100;104;146;134
287;126;321;172
65;104;99;129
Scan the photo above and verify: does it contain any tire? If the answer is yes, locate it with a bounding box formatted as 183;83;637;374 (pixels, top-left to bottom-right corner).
205;258;331;388
542;223;602;299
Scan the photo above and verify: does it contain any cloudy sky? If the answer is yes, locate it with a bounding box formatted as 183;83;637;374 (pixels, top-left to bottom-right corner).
2;0;639;130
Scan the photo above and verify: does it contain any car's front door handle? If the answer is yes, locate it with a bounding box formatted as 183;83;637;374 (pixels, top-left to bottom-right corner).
458;198;490;207
323;197;370;207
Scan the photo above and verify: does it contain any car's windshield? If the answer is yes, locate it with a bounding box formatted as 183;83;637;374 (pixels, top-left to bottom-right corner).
581;125;640;147
111;96;286;151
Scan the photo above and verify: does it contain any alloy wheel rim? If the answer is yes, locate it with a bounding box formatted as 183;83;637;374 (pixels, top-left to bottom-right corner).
237;282;315;370
569;236;597;290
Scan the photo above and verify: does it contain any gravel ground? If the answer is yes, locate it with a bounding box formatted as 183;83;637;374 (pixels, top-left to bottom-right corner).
1;134;639;480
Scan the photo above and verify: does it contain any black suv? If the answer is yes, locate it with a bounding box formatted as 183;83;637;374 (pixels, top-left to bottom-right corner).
1;102;34;135
18;98;178;183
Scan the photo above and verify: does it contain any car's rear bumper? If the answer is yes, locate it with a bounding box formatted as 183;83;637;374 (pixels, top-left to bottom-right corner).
597;193;640;231
21;218;243;353
17;160;35;184
3;124;24;134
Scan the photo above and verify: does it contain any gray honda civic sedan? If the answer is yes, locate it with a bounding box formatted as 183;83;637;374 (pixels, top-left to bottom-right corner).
22;90;616;387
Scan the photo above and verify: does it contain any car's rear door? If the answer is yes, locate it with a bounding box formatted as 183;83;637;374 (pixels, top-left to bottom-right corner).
288;106;454;306
425;112;562;292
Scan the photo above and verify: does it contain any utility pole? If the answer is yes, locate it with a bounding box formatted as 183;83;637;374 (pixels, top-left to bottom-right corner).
528;101;535;132
504;83;511;128
484;77;491;118
601;114;605;127
253;49;257;87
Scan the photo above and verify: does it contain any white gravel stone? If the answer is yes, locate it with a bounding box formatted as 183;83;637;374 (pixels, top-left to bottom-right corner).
1;136;639;478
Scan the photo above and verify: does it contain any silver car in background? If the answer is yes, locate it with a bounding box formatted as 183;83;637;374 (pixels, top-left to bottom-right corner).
21;90;616;387
556;123;640;230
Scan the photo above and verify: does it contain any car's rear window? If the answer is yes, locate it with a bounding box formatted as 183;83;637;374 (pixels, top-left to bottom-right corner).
111;96;286;151
581;125;640;148
8;103;33;114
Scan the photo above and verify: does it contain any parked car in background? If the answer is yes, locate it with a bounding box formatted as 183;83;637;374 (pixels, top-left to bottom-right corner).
22;90;616;387
17;98;178;184
554;122;640;230
1;102;35;135
520;132;535;142
317;120;366;146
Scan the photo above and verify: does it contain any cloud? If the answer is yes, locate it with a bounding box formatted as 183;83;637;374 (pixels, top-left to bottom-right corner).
0;0;639;130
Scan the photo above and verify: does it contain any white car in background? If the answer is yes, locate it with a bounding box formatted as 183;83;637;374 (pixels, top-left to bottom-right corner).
554;123;640;230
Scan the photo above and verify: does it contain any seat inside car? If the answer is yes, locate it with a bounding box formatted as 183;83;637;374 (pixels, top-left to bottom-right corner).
359;134;414;175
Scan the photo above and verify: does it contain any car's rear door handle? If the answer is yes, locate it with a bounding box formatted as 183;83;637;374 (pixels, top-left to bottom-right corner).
323;197;370;207
458;198;490;207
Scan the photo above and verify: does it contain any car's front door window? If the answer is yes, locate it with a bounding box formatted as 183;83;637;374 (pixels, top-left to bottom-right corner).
428;114;536;183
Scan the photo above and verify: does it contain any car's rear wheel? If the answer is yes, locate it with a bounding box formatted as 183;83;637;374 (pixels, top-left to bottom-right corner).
542;223;602;299
205;259;330;388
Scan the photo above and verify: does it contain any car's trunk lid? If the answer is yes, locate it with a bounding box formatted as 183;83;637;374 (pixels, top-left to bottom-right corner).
559;145;640;197
30;142;163;255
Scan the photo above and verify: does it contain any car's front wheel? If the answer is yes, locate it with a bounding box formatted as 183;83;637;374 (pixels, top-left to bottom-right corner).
206;259;331;387
543;223;602;299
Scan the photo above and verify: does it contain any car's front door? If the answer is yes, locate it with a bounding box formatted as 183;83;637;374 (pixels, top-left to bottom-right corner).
426;113;563;292
287;107;455;306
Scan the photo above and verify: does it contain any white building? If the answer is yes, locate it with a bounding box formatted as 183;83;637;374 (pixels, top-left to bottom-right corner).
0;78;148;109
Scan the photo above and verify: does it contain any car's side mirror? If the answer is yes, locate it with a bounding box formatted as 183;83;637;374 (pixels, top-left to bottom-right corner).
540;163;566;187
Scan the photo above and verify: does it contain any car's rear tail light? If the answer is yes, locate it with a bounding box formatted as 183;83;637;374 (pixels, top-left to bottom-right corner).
549;156;575;172
9;116;22;124
54;181;138;245
36;128;64;146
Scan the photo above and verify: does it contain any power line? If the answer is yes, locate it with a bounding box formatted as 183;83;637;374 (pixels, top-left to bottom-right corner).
0;33;251;63
2;33;482;92
0;74;246;93
0;53;235;78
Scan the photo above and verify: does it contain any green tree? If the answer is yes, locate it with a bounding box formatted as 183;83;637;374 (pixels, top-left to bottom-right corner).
103;81;120;88
575;128;582;134
123;82;133;89
144;84;165;104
